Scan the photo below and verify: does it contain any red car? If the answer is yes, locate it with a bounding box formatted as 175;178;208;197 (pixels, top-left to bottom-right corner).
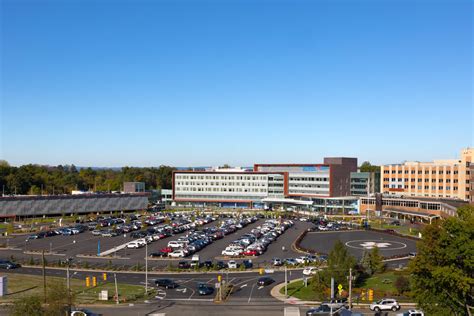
160;247;173;253
243;250;258;256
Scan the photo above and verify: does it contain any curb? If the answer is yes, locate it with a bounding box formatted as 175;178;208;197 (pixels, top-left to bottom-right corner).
18;264;305;275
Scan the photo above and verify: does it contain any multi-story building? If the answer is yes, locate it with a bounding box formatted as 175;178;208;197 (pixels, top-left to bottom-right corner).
172;158;357;208
172;170;286;208
380;148;473;202
350;171;380;196
254;158;357;198
123;182;146;193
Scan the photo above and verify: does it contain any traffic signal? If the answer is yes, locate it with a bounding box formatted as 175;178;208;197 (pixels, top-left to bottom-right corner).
86;277;90;287
92;276;97;287
368;289;374;301
103;273;107;281
217;275;222;282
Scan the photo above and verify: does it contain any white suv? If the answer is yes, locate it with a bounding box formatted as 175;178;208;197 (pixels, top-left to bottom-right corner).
370;299;401;312
397;310;424;316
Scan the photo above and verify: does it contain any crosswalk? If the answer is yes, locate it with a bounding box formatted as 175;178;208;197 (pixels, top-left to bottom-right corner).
284;306;300;316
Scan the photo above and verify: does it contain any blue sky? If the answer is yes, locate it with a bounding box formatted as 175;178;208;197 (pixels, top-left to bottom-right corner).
1;0;472;167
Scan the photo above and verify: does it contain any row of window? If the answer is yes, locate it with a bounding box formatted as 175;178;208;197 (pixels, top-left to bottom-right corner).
175;187;267;193
289;177;329;182
175;182;269;187
176;175;268;181
383;184;459;191
383;169;459;175
361;198;442;210
384;178;459;183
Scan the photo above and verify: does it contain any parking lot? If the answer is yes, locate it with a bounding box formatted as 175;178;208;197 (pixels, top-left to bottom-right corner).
0;213;313;269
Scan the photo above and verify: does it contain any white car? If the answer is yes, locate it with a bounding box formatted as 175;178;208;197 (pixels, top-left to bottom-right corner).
397;310;424;316
126;241;142;249
222;249;241;256
295;256;308;264
370;299;401;312
302;267;319;276
227;260;238;269
169;250;186;258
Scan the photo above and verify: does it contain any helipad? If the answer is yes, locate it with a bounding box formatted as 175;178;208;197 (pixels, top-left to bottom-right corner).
299;230;417;259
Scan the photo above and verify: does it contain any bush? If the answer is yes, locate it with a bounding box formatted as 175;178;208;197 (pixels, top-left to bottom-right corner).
10;295;44;316
394;275;410;294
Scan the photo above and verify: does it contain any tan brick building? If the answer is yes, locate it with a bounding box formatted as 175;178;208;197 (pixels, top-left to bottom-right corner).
380;148;473;202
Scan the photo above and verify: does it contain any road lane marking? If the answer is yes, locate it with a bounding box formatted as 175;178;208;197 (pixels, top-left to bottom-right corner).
248;284;256;303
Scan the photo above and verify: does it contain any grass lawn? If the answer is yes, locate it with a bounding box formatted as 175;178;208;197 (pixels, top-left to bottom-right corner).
280;270;411;301
370;221;420;236
279;280;324;301
0;272;154;304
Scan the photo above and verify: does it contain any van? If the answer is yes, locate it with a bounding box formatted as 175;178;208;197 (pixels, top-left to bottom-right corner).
190;255;200;268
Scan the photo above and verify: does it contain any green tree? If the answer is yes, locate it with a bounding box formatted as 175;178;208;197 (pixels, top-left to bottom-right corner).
10;295;44;316
320;240;357;290
359;161;380;173
44;280;74;316
409;205;474;315
360;250;373;275
368;246;384;274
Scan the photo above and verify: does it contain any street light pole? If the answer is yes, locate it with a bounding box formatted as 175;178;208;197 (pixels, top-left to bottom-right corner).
145;242;148;294
284;265;288;298
348;267;353;310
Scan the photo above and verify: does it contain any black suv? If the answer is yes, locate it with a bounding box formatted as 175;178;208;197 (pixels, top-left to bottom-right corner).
154;279;178;289
0;260;20;269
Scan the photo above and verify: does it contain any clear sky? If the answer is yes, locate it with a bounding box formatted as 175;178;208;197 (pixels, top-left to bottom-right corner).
1;0;472;167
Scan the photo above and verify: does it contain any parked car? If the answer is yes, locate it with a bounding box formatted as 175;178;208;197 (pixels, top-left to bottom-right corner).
149;251;167;258
396;310;424;316
242;259;253;269
178;261;191;269
169;250;186;258
155;279;179;289
227;260;238;269
126;241;143;249
197;283;214;296
257;277;274;286
273;258;283;266
0;260;20;269
369;299;401;312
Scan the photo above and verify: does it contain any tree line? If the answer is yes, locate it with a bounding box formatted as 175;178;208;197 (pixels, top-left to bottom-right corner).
0;160;175;195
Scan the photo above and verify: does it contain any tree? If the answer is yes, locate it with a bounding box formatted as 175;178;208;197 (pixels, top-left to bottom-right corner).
10;295;44;316
360;250;373;275
394;275;410;295
368;246;384;274
43;280;74;316
409;205;474;315
359;161;380;173
316;240;357;291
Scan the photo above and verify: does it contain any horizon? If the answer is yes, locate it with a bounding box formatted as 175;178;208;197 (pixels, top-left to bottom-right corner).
1;0;472;167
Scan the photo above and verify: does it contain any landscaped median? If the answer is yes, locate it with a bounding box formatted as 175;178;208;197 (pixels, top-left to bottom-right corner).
0;272;156;304
271;270;417;305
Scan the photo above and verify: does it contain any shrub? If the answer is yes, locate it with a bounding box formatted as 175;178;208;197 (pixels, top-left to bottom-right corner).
394;275;410;294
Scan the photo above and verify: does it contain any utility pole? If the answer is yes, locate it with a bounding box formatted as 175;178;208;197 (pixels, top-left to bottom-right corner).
114;273;119;304
145;242;148;294
348;268;353;310
42;250;46;303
